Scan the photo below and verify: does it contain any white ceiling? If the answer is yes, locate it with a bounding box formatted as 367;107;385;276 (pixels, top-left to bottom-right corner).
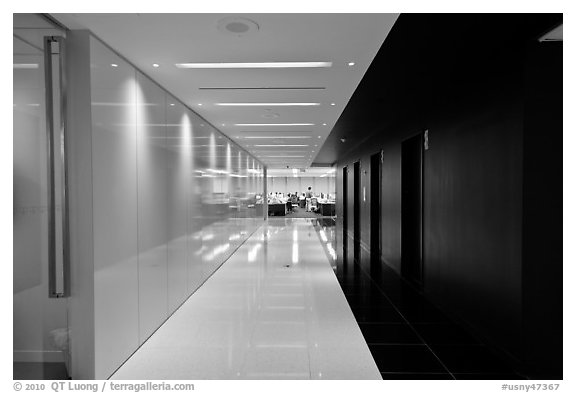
51;13;398;168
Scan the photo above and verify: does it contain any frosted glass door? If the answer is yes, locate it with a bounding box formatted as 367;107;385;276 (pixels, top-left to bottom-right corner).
13;14;69;380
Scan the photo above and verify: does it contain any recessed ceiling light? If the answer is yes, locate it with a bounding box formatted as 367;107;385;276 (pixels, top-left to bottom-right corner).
111;63;118;68
330;103;336;106
198;103;203;106
348;62;355;66
318;136;322;138
174;61;332;69
217;17;260;36
215;102;320;106
152;63;160;68
322;123;327;126
235;123;314;126
221;124;225;126
169;103;175;106
314;144;318;147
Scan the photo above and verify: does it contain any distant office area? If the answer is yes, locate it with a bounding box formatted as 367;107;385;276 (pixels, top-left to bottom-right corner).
265;168;336;217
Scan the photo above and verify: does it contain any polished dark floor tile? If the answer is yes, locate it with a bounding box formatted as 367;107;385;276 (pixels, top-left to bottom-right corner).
397;304;452;324
381;372;453;380
412;323;481;346
341;288;378;297
344;289;389;299
368;344;447;373
351;306;405;323
338;282;374;292
338;276;373;285
453;373;526;380
381;292;430;309
432;345;516;374
345;295;395;309
333;229;523;379
389;292;430;306
341;287;384;297
359;323;423;344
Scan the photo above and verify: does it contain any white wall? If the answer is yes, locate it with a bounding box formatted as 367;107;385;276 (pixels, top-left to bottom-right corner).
90;38;140;379
67;34;265;379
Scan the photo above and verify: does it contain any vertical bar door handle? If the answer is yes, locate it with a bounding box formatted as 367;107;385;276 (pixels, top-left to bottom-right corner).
44;36;69;298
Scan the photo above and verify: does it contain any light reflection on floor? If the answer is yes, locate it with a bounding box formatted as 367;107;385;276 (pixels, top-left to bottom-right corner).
111;218;380;380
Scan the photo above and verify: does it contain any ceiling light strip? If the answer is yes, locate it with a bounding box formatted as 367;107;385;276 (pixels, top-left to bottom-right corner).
216;103;320;107
175;62;332;69
236;123;314;126
254;145;310;147
243;136;311;139
199;87;326;90
239;130;313;133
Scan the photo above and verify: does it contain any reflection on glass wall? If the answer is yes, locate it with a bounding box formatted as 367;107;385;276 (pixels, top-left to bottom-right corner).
89;37;264;378
13;14;69;380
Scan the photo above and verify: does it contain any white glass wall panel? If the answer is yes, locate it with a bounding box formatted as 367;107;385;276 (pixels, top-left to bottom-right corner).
166;101;192;313
136;73;169;342
90;38;139;379
84;35;264;379
187;114;207;293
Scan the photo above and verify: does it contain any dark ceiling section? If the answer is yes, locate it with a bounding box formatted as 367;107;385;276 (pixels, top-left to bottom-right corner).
314;13;563;166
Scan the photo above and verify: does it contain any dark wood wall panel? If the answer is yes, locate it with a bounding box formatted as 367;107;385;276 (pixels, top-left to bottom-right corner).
326;14;562;375
521;38;563;376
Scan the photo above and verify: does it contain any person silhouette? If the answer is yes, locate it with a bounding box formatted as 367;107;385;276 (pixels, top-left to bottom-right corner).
305;186;313;211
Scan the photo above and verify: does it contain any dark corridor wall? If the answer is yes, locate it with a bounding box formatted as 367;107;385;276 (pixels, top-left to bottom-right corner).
331;14;562;377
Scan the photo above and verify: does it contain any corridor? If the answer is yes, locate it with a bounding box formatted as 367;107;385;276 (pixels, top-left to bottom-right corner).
12;12;563;382
111;217;526;380
111;219;380;380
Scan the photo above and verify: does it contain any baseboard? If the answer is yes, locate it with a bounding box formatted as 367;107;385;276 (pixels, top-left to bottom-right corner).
13;350;65;363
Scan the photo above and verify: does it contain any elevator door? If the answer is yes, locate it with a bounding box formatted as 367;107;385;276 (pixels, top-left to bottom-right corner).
13;14;70;379
342;166;348;256
370;152;382;263
401;134;423;286
353;162;361;263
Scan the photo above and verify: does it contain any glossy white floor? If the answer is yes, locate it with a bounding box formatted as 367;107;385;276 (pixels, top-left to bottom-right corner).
111;218;381;380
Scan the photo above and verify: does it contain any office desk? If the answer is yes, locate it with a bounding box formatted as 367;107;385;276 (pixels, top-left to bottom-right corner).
268;203;287;216
318;202;336;216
